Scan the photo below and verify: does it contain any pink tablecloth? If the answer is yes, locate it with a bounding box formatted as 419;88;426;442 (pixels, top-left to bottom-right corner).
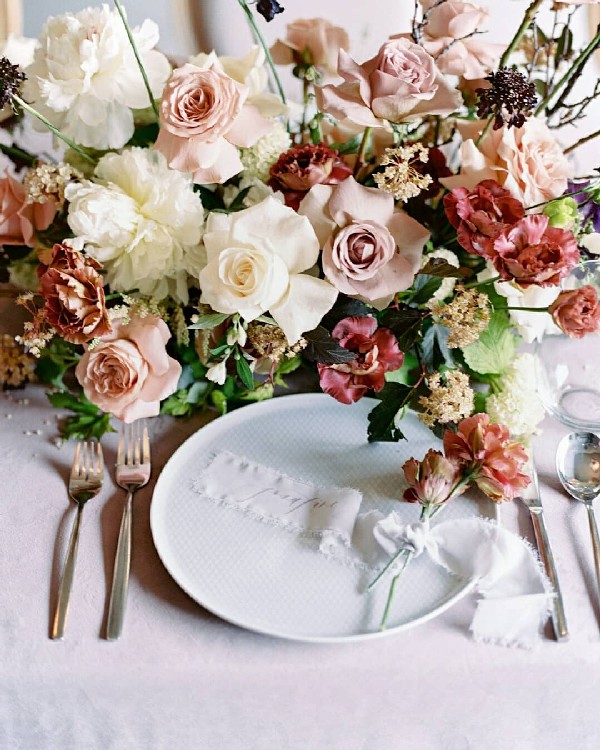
1;296;600;750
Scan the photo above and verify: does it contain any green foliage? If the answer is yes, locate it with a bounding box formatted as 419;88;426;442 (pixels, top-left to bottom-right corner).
409;274;443;305
35;339;81;389
274;353;303;386
48;391;115;440
379;305;425;352
367;383;413;443
420;322;453;371
385;352;419;386
419;258;474;279
328;133;363;154
235;355;255;390
188;313;230;330
127;122;159;147
303;326;357;364
462;312;517;376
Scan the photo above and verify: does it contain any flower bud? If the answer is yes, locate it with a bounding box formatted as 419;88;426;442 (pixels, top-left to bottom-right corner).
543;197;578;229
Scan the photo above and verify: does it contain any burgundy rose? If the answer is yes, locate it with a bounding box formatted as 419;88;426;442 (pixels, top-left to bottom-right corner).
492;214;579;287
318;316;404;404
39;242;111;345
549;285;600;339
268;143;352;211
444;179;524;258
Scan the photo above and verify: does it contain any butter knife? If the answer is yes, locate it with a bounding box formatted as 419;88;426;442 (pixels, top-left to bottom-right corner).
521;457;569;641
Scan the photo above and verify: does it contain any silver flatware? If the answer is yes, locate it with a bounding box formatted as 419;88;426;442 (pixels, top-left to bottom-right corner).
556;431;600;618
521;454;569;641
106;420;151;640
51;440;104;640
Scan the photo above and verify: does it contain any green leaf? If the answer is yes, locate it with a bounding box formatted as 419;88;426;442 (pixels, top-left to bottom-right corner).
379;306;425;352
410;274;443;305
462;312;515;375
227;187;252;213
194;185;225;211
385;352;419;385
48;391;99;414
303;326;357;364
473;390;489;414
210;389;228;416
420;323;454;370
61;412;115;441
127;122;159;147
419;258;473;279
321;295;372;330
161;391;195;417
185;381;210;404
235;356;255;390
367;383;412;443
188;313;230;330
328;134;363;154
237;382;275;402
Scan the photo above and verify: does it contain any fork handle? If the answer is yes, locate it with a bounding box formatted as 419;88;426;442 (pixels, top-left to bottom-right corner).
530;510;569;641
106;491;133;640
51;505;83;640
585;504;600;609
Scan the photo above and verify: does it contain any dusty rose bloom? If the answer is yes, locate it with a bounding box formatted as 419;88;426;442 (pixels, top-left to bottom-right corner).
270;18;350;75
0;175;57;247
443;180;525;258
443;413;530;502
268;143;352;211
155;58;272;184
318;316;404;404
299;177;429;307
403;449;462;506
316;38;461;128
492;215;579;287
75;315;181;422
415;1;503;80
549;285;600;339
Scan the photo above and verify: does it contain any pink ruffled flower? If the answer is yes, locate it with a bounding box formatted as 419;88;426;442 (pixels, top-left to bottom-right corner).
443;180;525;258
318;316;404;404
270;18;350;75
0;175;55;246
75;315;181;422
549;286;600;339
268;143;352;211
299;177;429;307
443;413;530;502
155;58;273;184
403;449;462;506
492;214;579;287
415;1;503;80
316;38;461;128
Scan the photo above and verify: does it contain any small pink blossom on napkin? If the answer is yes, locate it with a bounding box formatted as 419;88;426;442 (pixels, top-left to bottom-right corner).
75;315;181;422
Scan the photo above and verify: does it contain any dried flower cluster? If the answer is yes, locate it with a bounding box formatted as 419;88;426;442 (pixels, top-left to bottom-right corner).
24;163;82;210
247;322;306;363
476;67;538;130
0;334;36;387
433;287;491;348
374;144;433;203
418;370;474;428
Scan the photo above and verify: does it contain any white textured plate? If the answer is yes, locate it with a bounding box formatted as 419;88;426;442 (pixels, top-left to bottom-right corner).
151;394;496;642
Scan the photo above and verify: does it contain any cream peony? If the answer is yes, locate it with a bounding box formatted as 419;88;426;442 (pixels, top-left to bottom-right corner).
441;119;572;207
66;147;204;302
199;197;338;344
24;5;170;150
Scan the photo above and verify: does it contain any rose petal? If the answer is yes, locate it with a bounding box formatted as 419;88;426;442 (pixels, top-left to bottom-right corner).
328;177;394;228
269;273;338;344
298;184;337;247
225;103;273;148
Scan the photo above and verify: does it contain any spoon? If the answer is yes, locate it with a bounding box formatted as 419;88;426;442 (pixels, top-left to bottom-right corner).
556;432;600;607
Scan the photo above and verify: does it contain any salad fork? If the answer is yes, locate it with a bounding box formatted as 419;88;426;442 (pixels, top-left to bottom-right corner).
106;420;151;640
51;440;104;640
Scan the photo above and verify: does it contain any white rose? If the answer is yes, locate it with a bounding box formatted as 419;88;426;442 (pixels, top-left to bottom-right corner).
199;197;338;343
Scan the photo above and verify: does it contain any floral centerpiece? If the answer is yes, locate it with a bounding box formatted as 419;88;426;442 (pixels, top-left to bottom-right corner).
1;0;600;455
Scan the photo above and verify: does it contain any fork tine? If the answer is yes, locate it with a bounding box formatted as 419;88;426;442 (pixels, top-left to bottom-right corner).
117;425;125;465
94;441;104;480
70;441;82;479
142;422;150;464
126;423;133;466
134;421;141;465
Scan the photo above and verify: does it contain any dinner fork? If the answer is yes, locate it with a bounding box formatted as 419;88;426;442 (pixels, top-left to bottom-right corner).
106;420;151;640
51;440;104;640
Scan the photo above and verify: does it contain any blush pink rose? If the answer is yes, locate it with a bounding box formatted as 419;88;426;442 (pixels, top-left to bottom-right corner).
492;214;579;287
299;177;429;307
318;316;404;404
414;1;503;80
443;180;525;258
549;286;600;339
0;175;55;246
316;38;461;128
75;315;181;422
271;18;350;75
441;118;572;207
443;413;530;502
155;58;273;184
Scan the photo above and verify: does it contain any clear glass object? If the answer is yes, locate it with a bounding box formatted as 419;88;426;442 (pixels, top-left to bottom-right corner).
535;260;600;430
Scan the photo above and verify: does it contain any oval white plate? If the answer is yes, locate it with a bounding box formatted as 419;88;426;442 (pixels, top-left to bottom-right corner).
150;394;496;642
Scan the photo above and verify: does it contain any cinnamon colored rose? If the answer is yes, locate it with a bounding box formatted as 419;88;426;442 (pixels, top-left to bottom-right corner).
549;285;600;339
443;413;530;502
317;316;404;404
492;215;579;287
268;144;352;211
75;315;181;422
444;180;525;258
403;449;462;506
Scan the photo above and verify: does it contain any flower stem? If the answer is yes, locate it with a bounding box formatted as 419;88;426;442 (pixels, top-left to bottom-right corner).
237;0;287;106
564;129;600;156
380;553;414;631
114;0;160;120
354;126;372;178
12;95;96;165
368;545;410;592
497;306;550;313
463;275;501;289
525;186;593;211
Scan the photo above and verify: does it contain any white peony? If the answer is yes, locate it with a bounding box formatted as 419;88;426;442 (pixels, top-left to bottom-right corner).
66;147;205;302
486;354;545;442
24;4;170;150
199;197;338;344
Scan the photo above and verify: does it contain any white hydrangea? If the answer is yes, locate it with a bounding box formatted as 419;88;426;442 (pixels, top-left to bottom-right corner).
239;120;292;182
486;353;545;442
24;5;170;150
66;147;205;303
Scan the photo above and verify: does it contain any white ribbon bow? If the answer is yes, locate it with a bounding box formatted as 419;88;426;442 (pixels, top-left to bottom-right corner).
367;511;554;648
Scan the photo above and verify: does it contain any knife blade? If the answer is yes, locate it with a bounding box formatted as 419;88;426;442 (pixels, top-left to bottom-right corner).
521;456;569;641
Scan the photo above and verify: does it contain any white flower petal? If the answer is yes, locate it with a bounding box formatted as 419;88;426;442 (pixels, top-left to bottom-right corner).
269;274;338;345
